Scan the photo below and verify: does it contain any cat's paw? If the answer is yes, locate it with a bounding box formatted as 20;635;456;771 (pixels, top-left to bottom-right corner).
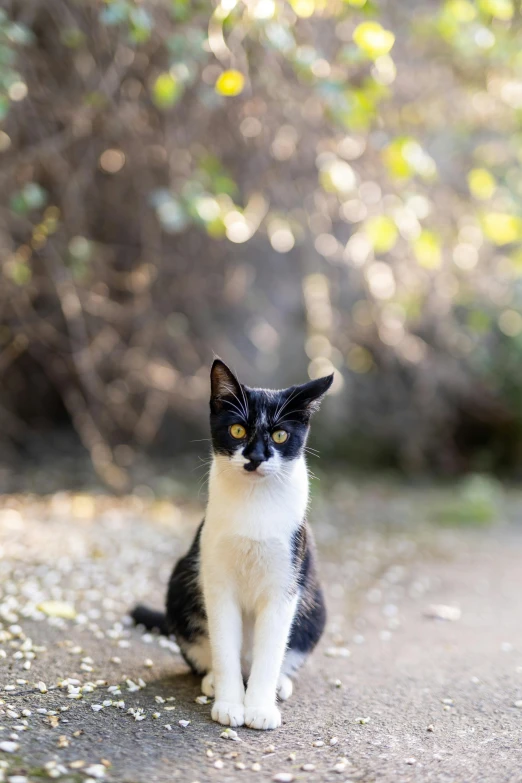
211;701;245;727
244;704;281;730
201;671;215;697
276;674;293;701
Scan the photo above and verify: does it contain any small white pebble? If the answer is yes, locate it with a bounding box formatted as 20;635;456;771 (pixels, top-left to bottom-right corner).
110;657;121;665
272;774;293;783
154;696;165;704
251;763;262;772
427;724;435;732
37;682;47;693
84;765;106;779
312;740;324;747
0;742;19;753
325;647;350;658
91;705;103;712
221;728;240;741
405;758;416;765
195;695;209;705
178;719;190;727
152;712;160;719
301;763;315;771
235;762;246;770
144;659;153;668
329;737;338;746
213;759;224;769
8;776;28;783
164;724;172;731
514;700;522;708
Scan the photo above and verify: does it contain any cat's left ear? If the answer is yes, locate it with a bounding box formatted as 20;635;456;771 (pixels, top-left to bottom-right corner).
285;373;334;418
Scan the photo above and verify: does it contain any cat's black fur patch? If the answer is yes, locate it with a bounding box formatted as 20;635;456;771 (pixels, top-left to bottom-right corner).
131;360;332;676
288;522;327;654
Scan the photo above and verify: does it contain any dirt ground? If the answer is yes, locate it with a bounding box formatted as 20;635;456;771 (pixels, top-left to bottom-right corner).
1;474;522;783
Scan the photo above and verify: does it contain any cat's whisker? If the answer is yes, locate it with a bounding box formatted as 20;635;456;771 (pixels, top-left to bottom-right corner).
224;399;247;421
272;387;301;422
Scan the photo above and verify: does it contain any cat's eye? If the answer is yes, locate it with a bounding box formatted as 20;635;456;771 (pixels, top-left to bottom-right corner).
229;424;247;439
272;429;288;444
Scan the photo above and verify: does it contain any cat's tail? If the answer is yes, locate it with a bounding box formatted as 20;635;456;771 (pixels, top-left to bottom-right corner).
130;604;170;636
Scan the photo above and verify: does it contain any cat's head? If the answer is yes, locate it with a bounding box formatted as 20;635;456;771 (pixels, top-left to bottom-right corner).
209;359;333;478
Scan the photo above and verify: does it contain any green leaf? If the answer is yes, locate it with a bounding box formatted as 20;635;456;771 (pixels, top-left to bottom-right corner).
364;216;398;253
413;230;442;268
482;213;522;245
353;22;395;60
152;73;181;109
215;70;245;97
478;0;513;20
468;168;496;200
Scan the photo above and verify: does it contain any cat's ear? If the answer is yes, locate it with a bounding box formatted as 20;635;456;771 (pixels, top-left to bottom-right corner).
283;374;334;419
210;359;242;408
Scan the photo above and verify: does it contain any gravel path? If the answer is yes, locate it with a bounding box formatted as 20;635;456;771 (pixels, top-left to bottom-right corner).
1;478;521;783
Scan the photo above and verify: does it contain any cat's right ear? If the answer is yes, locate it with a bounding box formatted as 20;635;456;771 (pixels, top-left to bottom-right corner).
210;359;242;409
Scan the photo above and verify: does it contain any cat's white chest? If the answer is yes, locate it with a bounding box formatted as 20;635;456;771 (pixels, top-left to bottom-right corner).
200;455;309;612
218;534;291;611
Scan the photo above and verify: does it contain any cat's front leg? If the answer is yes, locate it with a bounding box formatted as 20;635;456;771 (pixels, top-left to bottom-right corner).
244;597;297;730
205;591;245;727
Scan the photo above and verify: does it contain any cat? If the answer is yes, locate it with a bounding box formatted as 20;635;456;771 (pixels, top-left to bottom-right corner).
131;359;333;730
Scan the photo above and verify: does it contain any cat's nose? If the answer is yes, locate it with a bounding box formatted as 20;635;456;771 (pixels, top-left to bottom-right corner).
244;459;262;472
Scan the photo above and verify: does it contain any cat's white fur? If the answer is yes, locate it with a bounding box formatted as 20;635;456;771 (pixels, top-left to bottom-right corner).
199;450;309;729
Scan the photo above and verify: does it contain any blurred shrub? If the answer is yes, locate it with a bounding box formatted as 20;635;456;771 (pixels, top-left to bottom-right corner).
1;0;522;484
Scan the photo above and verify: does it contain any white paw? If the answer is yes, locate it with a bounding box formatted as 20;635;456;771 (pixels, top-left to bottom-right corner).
211;701;245;727
245;704;281;730
201;671;215;697
277;674;293;701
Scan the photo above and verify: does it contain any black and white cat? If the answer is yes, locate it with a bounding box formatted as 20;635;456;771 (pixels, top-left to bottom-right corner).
132;359;332;730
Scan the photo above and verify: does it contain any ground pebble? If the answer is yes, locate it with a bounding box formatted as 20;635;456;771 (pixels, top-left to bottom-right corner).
329;737;338;746
312;740;324;747
272;774;293;783
178;719;190;727
220;728;240;741
8;776;28;783
0;742;19;753
514;700;522;708
301;763;315;771
405;758;416;765
84;765;106;779
213;760;224;769
252;762;262;771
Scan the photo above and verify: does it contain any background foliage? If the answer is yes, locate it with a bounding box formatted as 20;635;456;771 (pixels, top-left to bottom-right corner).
2;0;522;486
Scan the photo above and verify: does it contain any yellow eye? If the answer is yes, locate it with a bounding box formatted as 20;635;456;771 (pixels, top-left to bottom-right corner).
230;424;246;439
272;429;288;444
